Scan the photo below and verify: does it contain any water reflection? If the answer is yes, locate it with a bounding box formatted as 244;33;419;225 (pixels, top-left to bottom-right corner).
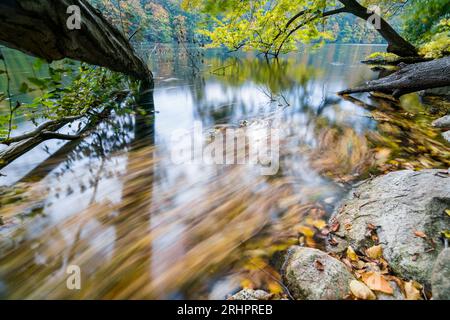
0;44;449;299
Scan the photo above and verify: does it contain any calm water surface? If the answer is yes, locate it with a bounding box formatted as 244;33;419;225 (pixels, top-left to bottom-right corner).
0;44;449;299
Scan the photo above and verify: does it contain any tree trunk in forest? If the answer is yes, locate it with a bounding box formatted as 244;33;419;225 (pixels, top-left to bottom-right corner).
0;0;151;81
337;0;418;57
338;56;450;98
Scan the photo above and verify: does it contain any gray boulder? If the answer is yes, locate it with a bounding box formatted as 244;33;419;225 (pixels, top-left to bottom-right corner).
431;248;450;300
327;170;450;287
282;246;355;300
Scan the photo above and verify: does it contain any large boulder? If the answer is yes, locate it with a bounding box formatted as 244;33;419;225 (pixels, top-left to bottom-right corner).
327;170;450;287
282;246;355;300
431;248;450;300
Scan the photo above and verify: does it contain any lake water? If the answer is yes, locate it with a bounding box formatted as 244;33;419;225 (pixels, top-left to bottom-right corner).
0;44;449;299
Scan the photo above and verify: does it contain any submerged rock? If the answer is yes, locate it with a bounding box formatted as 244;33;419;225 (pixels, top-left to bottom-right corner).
327;170;450;287
442;131;450;143
432;115;450;129
282;247;355;300
229;289;272;300
431;248;450;300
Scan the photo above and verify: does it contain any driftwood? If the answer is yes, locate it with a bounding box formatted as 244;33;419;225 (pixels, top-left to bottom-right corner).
338;56;450;98
0;0;151;81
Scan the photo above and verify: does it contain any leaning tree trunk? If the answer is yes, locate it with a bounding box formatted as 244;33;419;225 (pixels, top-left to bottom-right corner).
0;0;151;81
338;0;418;57
338;56;450;98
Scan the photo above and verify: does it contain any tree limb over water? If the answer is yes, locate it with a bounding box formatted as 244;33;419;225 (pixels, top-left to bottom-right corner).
338;56;450;98
0;0;152;81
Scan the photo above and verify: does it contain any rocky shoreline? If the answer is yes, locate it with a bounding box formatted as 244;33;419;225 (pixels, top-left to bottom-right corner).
232;169;450;300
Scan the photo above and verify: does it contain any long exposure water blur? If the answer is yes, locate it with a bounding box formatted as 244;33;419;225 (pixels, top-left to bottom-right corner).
0;44;449;299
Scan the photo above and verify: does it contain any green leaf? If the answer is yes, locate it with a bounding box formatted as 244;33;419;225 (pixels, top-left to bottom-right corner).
27;77;47;88
19;82;30;94
32;58;44;72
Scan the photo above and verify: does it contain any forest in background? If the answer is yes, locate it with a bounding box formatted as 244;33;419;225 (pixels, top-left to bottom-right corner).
88;0;449;50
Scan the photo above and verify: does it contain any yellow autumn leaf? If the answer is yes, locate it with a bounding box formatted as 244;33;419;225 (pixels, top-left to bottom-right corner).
296;225;315;238
442;230;450;239
366;245;383;259
346;246;359;262
240;278;253;289
404;281;422;300
350;280;376;300
445;209;450;217
305;217;327;230
361;272;393;295
268;281;283;295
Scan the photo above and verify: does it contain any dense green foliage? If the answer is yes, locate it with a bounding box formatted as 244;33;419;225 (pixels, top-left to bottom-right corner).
183;0;449;56
402;0;449;44
0;49;130;141
401;0;450;58
90;0;203;43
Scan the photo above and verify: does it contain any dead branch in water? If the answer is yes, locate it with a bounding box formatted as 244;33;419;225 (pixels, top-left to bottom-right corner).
338;56;450;99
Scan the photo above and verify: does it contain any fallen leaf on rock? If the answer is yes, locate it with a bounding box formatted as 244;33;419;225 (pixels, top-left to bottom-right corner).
366;245;383;259
315;260;325;271
361;272;393;295
305;218;327;230
296;225;315;238
445;209;450;217
330;221;340;233
441;230;450;239
347;246;358;261
367;223;377;231
404;281;422;300
414;230;427;238
349;280;376;300
345;223;352;231
328;237;338;246
356;260;366;270
371;234;379;242
341;258;353;271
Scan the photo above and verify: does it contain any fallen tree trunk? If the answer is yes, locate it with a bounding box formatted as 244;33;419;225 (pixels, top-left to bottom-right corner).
0;0;151;81
338;56;450;98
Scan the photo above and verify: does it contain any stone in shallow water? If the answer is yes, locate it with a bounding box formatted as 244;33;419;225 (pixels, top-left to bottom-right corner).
229;289;272;300
282;246;355;300
432;115;450;129
442;131;450;143
327;169;450;287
